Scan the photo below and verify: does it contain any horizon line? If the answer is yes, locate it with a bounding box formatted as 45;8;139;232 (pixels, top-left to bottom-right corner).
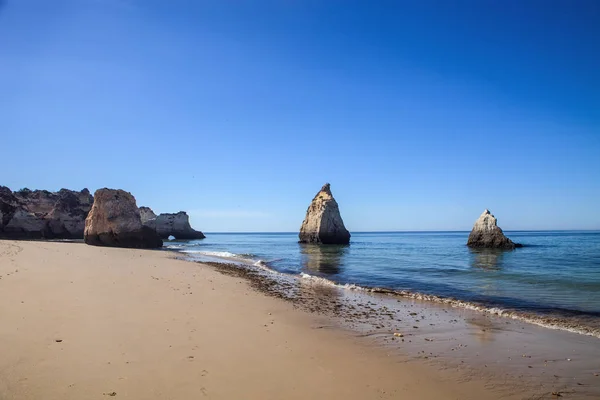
202;229;600;234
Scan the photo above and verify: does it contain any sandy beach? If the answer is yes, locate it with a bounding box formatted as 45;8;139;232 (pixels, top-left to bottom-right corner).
0;240;598;400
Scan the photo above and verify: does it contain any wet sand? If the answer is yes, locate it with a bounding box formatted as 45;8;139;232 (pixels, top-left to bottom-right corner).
201;260;600;398
0;240;598;399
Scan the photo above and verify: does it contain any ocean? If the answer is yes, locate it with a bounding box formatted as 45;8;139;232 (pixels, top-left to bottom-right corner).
165;231;600;337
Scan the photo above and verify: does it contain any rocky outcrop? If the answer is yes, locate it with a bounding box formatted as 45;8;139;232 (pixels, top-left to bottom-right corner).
467;209;521;249
299;183;351;245
84;189;162;248
140;207;205;240
139;206;157;224
0;186;93;239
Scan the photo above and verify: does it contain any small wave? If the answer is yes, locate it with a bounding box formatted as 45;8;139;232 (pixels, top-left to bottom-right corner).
254;260;267;267
180;250;269;269
253;260;279;273
300;273;366;291
181;250;239;258
300;273;335;286
164;244;185;249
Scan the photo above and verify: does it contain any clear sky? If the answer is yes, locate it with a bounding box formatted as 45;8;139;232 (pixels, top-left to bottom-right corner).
1;0;599;232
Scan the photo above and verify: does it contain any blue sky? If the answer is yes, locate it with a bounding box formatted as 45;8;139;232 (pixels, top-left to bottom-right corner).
1;0;599;231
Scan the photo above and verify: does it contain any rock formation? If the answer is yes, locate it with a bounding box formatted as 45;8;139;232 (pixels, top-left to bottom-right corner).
0;186;93;239
140;207;205;240
84;189;162;248
139;206;157;224
467;209;521;249
299;183;351;245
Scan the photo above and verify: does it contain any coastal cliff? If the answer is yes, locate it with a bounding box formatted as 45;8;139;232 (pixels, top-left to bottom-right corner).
0;186;93;239
140;207;205;240
467;209;521;249
139;206;157;224
84;189;162;248
299;183;351;245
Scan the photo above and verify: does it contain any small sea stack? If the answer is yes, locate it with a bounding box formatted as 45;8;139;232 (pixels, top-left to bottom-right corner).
140;206;205;240
299;183;351;245
467;209;521;249
84;189;162;249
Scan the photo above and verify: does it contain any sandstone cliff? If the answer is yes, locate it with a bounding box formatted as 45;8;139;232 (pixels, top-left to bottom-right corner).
0;186;93;239
140;207;205;240
139;206;157;224
467;209;521;249
84;189;162;248
299;183;351;245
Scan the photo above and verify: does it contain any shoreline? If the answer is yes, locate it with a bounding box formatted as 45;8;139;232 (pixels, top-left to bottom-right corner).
182;257;600;398
301;272;600;338
1;240;599;399
176;247;600;339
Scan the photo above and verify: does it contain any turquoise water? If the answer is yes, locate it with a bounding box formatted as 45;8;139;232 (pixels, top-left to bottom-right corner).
168;231;600;334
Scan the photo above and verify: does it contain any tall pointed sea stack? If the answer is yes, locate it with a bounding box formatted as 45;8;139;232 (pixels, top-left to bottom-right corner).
467;209;521;249
84;189;163;249
299;183;351;245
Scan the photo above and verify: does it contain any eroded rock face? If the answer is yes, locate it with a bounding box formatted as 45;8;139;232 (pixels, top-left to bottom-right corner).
0;187;19;232
299;183;351;245
84;189;162;248
140;207;205;240
139;206;157;224
467;209;521;249
0;186;93;239
48;189;95;237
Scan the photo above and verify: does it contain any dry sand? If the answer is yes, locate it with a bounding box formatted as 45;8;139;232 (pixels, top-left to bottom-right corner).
0;240;593;399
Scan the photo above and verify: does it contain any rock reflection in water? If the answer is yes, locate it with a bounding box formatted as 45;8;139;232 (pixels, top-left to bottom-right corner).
300;244;348;275
469;248;505;270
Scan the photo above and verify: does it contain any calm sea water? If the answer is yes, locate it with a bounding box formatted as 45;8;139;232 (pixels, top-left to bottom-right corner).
168;231;600;334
